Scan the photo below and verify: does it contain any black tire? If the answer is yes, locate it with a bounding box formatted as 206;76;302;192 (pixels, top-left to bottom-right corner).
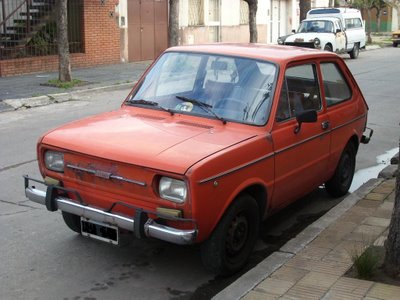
350;43;360;59
394;43;398;48
325;142;356;197
62;211;81;233
200;194;260;276
324;44;333;52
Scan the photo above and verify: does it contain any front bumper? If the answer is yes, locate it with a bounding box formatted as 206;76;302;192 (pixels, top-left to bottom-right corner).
24;176;197;245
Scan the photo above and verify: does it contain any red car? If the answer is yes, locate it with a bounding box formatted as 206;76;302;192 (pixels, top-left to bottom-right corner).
24;44;372;275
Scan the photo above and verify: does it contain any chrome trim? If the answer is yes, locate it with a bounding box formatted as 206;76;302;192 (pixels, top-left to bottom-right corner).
67;164;146;187
198;153;274;184
25;185;196;245
198;114;367;184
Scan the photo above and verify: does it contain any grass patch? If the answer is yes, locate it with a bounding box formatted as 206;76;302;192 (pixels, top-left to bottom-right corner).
46;79;84;89
350;245;380;279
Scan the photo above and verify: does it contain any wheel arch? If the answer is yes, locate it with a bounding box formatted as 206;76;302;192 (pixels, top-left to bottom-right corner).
236;183;268;219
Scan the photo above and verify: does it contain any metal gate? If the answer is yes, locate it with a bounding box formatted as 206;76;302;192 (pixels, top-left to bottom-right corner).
128;0;168;61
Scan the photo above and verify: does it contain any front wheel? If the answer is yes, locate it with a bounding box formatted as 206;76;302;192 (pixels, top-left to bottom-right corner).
350;43;360;59
200;194;260;276
325;142;356;197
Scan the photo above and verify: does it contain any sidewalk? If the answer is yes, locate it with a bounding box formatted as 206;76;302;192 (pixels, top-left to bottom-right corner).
214;169;399;300
0;60;152;112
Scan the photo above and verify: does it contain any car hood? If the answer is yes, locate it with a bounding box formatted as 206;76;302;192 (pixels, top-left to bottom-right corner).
42;108;257;174
285;32;332;42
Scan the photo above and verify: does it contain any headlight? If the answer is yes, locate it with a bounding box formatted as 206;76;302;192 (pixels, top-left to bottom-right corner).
277;37;284;45
159;177;187;203
314;38;321;47
44;150;64;172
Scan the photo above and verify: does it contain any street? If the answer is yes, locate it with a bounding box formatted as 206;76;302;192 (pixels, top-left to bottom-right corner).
0;47;399;300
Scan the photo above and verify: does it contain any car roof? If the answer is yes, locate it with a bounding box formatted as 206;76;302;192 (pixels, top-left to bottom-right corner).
166;43;339;64
303;17;340;22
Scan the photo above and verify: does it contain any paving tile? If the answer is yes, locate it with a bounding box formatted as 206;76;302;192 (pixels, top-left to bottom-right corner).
344;225;386;243
353;224;386;237
387;191;395;202
285;283;328;300
297;245;332;261
306;259;352;275
271;266;309;283
372;186;395;194
322;290;363;300
308;237;339;250
380;179;396;189
255;277;294;295
323;240;365;264
329;277;374;296
367;282;400;300
242;290;278;300
363;216;391;228
373;235;387;246
297;271;340;289
327;221;359;234
364;192;388;201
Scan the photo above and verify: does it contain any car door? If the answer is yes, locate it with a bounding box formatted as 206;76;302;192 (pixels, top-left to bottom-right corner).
271;62;331;210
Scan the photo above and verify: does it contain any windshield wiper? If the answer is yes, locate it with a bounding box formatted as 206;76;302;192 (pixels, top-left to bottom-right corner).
176;96;226;125
128;99;174;116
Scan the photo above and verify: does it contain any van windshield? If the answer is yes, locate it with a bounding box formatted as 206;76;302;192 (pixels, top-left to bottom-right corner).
298;20;334;33
128;52;277;126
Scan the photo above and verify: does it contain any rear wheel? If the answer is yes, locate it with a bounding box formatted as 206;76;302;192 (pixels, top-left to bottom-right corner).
325;142;356;197
62;211;81;233
350;43;360;59
200;194;260;276
394;42;398;48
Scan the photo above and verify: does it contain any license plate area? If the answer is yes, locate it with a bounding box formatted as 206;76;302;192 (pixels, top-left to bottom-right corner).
81;218;119;245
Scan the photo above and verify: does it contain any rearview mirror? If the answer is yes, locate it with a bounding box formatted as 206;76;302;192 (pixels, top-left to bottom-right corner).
294;110;317;134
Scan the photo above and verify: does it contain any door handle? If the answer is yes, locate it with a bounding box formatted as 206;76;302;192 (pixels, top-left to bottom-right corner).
321;121;330;130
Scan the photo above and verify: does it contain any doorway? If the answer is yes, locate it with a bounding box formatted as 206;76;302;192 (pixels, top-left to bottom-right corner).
128;0;168;61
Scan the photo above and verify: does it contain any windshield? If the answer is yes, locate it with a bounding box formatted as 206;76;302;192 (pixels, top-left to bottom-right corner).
128;52;277;125
298;20;334;33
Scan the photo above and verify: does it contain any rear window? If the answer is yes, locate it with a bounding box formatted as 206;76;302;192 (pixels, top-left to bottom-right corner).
320;63;352;106
345;18;363;29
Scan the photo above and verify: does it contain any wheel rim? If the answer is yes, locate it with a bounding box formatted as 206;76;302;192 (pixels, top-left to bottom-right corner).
226;214;249;256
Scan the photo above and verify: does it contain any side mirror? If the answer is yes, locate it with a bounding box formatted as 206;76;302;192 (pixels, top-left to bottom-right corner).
292;29;296;33
294;109;317;134
336;28;342;33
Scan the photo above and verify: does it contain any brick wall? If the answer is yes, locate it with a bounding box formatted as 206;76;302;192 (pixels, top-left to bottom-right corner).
0;0;121;77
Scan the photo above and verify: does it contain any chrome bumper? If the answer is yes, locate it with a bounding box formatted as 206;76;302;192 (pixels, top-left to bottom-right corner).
24;178;197;245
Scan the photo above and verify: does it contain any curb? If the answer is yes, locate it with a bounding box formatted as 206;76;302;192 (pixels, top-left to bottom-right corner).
0;81;135;113
212;178;383;300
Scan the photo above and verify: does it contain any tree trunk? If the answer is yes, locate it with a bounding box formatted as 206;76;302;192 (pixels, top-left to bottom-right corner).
376;10;381;32
58;0;71;82
366;9;373;44
168;0;179;47
384;140;400;277
299;0;311;22
245;0;258;43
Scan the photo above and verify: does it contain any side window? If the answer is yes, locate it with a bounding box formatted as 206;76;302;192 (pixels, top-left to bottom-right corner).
276;64;321;122
345;18;362;29
320;63;352;106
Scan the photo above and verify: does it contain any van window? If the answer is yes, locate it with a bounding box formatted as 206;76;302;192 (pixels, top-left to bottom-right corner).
320;63;351;106
345;18;362;29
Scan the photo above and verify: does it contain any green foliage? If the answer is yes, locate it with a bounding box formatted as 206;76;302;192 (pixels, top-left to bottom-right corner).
47;79;83;89
27;22;57;55
351;246;380;279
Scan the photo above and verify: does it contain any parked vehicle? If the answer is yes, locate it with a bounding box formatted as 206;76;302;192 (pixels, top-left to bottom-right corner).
24;44;372;276
278;7;366;59
392;30;400;47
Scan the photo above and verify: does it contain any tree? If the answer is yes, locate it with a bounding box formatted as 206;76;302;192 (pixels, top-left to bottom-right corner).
299;0;311;22
243;0;258;43
353;0;375;43
169;0;179;47
58;0;71;82
384;140;400;277
373;0;388;32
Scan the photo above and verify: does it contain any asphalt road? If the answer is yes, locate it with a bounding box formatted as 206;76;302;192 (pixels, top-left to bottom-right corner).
0;47;399;300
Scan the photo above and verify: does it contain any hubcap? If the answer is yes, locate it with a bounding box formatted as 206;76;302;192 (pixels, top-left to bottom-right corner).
226;214;248;255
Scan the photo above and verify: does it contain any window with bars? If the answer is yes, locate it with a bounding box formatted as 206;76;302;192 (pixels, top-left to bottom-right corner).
240;0;249;25
188;0;204;26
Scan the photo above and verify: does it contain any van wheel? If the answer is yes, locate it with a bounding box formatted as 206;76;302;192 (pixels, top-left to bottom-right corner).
394;42;398;48
350;43;360;59
324;44;333;52
200;194;260;276
62;211;81;233
325;143;356;197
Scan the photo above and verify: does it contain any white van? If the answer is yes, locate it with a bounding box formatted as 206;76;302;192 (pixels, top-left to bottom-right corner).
307;8;366;54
